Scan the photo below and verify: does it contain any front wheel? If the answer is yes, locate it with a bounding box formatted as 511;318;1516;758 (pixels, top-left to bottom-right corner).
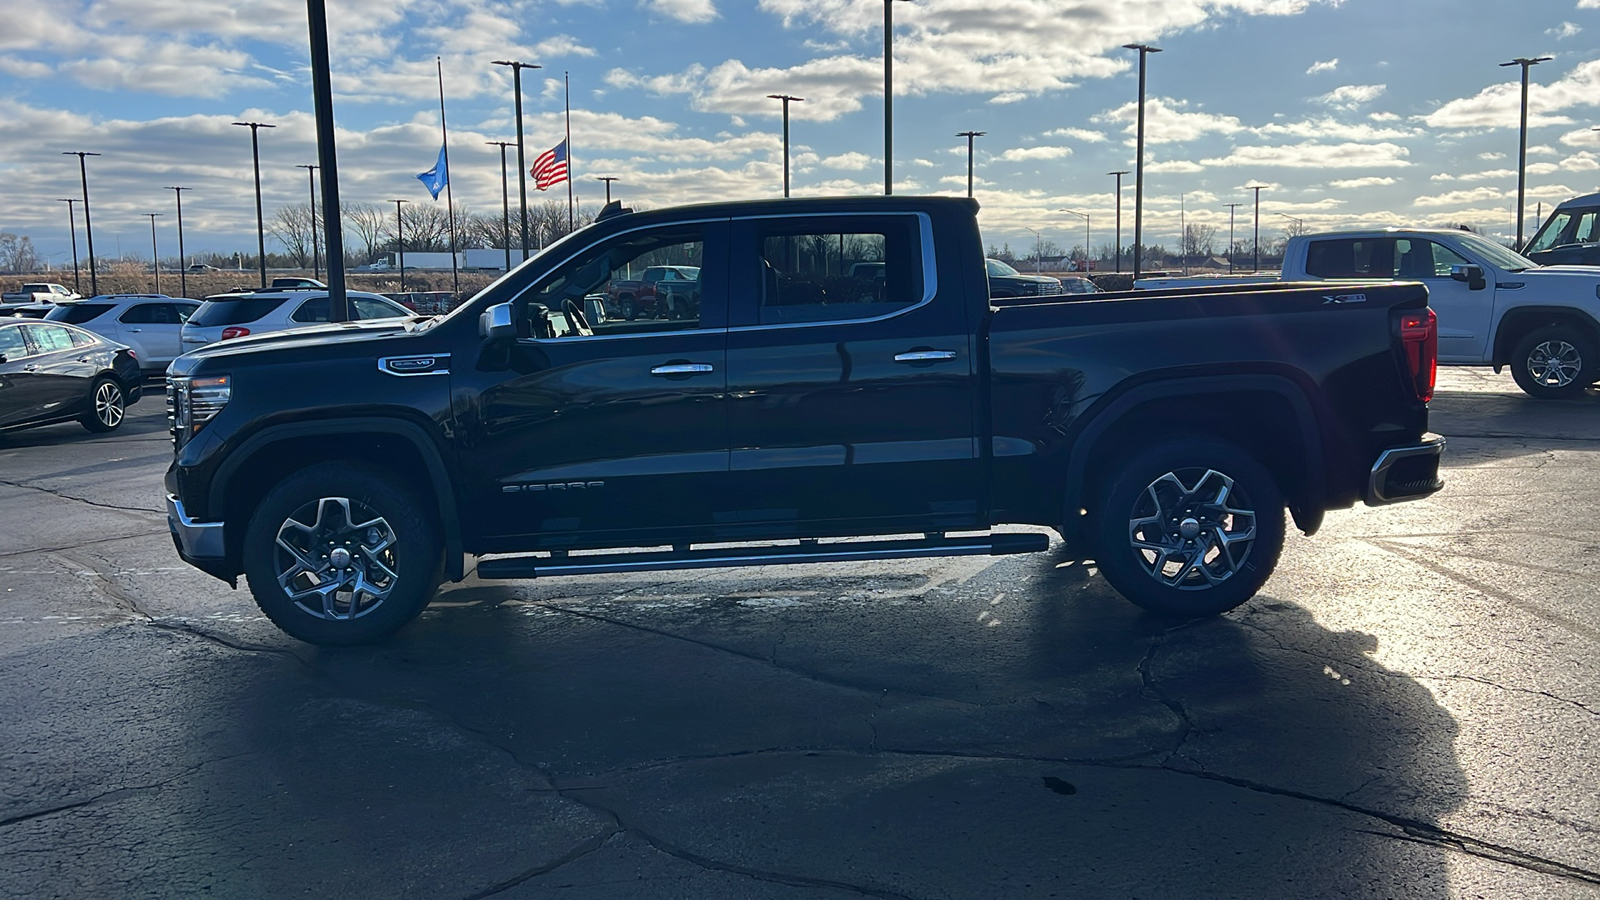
1093;439;1285;618
79;377;125;433
1510;326;1596;399
242;463;443;646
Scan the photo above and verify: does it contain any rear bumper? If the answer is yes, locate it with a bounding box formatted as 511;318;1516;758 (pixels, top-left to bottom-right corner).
1365;434;1445;505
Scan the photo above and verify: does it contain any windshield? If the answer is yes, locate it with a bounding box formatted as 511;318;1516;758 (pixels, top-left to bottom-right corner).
1455;233;1537;272
985;259;1020;277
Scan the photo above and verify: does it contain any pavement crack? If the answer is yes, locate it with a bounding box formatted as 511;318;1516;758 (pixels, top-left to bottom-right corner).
1136;621;1203;762
0;751;259;831
458;828;623;900
0;477;161;516
0;529;168;560
1417;672;1600;719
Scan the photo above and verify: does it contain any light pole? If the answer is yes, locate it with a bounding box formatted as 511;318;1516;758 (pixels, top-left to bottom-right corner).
487;141;515;272
1247;184;1268;272
57;199;80;293
1061;209;1090;273
1277;212;1303;233
232;121;276;288
596;176;618;204
62;151;100;295
295;164;321;280
492;59;541;258
1108;170;1129;273
767;94;805;198
1501;56;1552;248
390;199;409;292
164;187;190;298
957;131;985;198
883;0;911;195
1024;226;1042;274
1122;43;1161;280
1224;202;1241;273
144;213;162;294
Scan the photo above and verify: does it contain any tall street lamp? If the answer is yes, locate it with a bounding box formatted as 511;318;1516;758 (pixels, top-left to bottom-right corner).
144;213;162;295
1277;212;1303;234
767;94;805;197
1501;56;1552;248
62;151;100;295
1060;209;1090;272
57;198;80;293
295;164;321;280
596;176;618;204
957;131;985;198
1247;183;1268;272
1024;226;1043;274
1108;170;1129;272
232;121;276;288
1122;43;1161;279
390;199;409;292
492;59;541;259
1224;202;1241;273
883;0;912;195
164;187;190;298
487;141;515;272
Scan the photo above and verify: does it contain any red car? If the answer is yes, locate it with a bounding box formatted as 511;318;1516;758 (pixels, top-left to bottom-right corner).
607;265;701;320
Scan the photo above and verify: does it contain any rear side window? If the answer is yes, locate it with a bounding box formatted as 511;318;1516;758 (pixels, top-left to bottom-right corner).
120;303;188;325
21;324;76;353
189;296;288;327
48;303;115;324
754;217;923;325
1304;238;1397;278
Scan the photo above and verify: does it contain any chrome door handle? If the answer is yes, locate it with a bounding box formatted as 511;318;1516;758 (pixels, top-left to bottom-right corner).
894;350;957;363
77;356;92;363
650;363;715;376
22;364;40;372
126;328;142;333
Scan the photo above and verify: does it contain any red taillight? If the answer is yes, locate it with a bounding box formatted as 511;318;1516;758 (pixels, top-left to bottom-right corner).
1399;307;1437;403
220;326;251;340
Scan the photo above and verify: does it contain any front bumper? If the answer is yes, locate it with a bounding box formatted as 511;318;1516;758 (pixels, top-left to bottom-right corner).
1366;433;1446;505
167;493;227;567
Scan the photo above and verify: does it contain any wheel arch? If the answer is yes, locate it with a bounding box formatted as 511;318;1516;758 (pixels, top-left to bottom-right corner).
1059;374;1327;547
1491;306;1600;368
213;417;465;581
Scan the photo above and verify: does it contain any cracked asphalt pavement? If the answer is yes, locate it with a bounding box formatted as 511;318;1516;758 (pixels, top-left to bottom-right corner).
2;368;1598;898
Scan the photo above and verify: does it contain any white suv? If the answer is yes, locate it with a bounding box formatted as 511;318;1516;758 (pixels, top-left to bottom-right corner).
45;294;200;375
181;290;411;349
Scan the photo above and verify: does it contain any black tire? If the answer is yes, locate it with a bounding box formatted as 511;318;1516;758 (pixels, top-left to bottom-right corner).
1510;325;1597;400
617;295;636;320
242;462;443;646
1093;439;1284;618
79;377;125;433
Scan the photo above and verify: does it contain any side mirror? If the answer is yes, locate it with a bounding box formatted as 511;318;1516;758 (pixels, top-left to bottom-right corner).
1450;264;1487;291
479;301;515;340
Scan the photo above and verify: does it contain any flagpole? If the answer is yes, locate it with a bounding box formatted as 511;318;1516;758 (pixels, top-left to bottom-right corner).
437;56;460;297
565;71;574;232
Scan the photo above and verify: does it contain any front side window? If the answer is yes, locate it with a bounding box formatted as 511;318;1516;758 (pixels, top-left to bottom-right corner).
521;226;709;337
754;218;922;325
352;297;408;320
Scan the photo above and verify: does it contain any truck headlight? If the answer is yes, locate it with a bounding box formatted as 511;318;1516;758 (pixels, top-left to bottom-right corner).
168;375;231;445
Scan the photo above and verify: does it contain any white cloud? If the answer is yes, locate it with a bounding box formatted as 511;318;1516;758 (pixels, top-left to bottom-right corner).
1414;187;1507;208
1369;111;1400;121
820;151;873;170
1307;58;1338;75
645;0;718;23
1480;151;1507;160
1329;176;1396;188
1315;84;1386;109
1096;97;1244;144
1201;141;1412;168
999;146;1073;161
1043;127;1107;143
1146;159;1204;173
1422;59;1600;129
1547;21;1582;39
1529;144;1559;156
1256;117;1420;140
989;92;1029;105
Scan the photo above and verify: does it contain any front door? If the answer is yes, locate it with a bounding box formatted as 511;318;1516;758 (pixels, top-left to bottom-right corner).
457;220;731;552
0;326;36;427
1397;238;1493;363
720;213;981;538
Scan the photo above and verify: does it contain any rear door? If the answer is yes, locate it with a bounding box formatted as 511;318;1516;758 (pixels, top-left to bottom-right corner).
721;212;981;537
117;302;187;367
18;324;95;418
0;326;36;426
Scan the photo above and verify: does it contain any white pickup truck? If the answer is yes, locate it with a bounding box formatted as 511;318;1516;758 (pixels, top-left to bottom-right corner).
1136;228;1600;399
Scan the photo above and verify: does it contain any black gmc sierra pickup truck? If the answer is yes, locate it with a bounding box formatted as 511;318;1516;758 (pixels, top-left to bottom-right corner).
166;196;1444;645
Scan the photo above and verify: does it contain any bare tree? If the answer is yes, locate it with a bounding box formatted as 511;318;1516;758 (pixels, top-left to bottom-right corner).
0;232;41;273
268;204;314;268
1183;224;1218;260
343;202;388;264
397;204;452;252
529;199;595;247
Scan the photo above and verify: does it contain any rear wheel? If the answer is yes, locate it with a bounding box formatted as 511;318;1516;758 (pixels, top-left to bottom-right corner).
79;377;125;433
617;295;637;320
242;463;443;646
1510;325;1596;399
1093;439;1284;618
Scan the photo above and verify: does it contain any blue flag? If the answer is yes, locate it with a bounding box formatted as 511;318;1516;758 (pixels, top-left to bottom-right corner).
416;144;448;199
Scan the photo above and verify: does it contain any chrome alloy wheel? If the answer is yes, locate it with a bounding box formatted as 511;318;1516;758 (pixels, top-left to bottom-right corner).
95;381;124;428
1127;468;1258;590
274;497;399;621
1526;340;1582;388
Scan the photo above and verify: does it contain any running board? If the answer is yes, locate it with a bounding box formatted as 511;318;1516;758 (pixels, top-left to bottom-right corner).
475;532;1050;580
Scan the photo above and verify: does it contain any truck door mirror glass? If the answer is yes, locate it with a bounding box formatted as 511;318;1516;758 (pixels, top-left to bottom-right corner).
1449;265;1486;290
480;301;515;340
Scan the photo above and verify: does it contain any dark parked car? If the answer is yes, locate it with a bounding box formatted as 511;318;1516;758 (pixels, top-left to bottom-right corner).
165;196;1442;646
0;320;142;435
985;258;1063;298
1522;191;1600;266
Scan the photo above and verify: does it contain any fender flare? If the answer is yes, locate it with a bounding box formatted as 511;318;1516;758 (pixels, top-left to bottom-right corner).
212;417;466;581
1059;373;1327;544
1490;305;1600;367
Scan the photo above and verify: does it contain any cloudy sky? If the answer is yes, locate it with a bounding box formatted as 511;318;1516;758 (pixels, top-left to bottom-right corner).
4;0;1600;264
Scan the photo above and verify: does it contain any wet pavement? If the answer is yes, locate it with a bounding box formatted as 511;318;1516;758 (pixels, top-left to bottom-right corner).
1;367;1597;898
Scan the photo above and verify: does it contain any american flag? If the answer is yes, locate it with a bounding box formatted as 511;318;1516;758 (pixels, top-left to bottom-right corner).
531;139;568;191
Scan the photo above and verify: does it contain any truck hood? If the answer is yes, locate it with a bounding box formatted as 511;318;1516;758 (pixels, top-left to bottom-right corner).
1523;265;1600;279
170;319;422;376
